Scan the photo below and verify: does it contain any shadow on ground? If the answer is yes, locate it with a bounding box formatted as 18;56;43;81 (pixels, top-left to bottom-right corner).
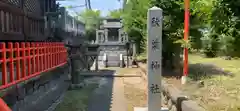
162;63;234;81
188;63;234;81
86;69;116;111
55;69;117;111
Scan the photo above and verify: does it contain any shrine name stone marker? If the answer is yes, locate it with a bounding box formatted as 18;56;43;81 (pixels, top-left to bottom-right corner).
134;6;168;111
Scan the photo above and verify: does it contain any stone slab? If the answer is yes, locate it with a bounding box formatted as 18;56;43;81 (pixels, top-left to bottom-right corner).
181;100;206;111
134;107;169;111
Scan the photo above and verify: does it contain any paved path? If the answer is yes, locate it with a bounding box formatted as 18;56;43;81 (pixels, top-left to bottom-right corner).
87;77;127;111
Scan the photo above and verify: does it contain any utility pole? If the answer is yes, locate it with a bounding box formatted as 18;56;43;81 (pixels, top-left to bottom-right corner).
85;0;92;10
88;0;92;10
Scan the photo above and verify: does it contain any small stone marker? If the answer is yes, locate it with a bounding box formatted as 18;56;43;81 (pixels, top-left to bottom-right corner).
134;6;168;111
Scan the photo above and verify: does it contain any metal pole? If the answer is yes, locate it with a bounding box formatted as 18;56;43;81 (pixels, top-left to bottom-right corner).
182;0;190;84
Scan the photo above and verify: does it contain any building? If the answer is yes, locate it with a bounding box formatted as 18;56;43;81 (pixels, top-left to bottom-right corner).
96;18;130;67
57;7;86;45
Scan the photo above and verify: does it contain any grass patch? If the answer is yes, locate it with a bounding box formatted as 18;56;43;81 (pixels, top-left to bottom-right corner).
54;84;98;111
183;54;240;111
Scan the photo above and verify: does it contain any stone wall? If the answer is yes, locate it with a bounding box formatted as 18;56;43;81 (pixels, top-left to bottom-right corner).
2;65;70;111
138;63;206;111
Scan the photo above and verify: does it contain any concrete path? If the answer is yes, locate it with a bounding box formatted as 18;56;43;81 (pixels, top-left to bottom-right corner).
87;77;127;111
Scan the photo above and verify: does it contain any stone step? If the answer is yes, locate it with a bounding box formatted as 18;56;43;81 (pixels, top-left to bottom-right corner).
107;61;120;67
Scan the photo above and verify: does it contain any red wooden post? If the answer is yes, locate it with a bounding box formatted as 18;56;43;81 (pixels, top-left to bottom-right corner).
54;43;57;66
57;43;59;64
8;43;14;82
47;43;49;69
50;43;53;68
21;43;26;78
15;43;21;80
61;43;63;63
48;43;50;68
31;43;35;74
59;43;62;63
42;43;44;70
39;43;43;71
1;43;7;85
26;43;31;76
36;43;39;73
43;42;47;70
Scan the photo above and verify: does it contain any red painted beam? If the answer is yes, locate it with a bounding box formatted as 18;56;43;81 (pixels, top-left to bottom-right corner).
0;98;11;111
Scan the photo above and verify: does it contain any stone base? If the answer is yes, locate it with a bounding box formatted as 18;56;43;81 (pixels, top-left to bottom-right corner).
181;76;187;84
134;107;169;111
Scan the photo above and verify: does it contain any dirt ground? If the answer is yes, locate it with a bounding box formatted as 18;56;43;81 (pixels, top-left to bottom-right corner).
119;68;148;111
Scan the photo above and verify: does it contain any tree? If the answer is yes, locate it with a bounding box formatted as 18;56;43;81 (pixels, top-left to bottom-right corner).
121;0;210;69
208;0;240;57
77;9;102;41
122;0;151;53
108;9;123;18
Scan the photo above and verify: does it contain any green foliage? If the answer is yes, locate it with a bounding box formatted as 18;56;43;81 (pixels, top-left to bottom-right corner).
116;0;240;59
205;0;240;57
121;0;203;53
121;0;151;53
79;9;101;31
77;9;102;40
108;9;123;18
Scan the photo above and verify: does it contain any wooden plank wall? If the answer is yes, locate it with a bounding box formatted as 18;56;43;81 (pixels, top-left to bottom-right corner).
0;0;45;41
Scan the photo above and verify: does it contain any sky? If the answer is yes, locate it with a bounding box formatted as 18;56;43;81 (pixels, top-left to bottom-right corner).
57;0;123;16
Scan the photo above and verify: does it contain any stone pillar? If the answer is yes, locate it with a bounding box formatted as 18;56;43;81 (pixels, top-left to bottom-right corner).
120;54;124;68
103;53;107;68
69;47;81;85
70;56;80;84
125;32;129;42
133;42;137;57
95;56;99;71
101;33;104;43
85;45;90;71
118;29;122;42
126;42;130;68
96;30;99;43
104;29;108;42
147;6;163;111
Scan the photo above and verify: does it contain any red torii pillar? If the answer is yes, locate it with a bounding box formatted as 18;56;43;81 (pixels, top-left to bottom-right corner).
182;0;190;84
0;98;11;111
